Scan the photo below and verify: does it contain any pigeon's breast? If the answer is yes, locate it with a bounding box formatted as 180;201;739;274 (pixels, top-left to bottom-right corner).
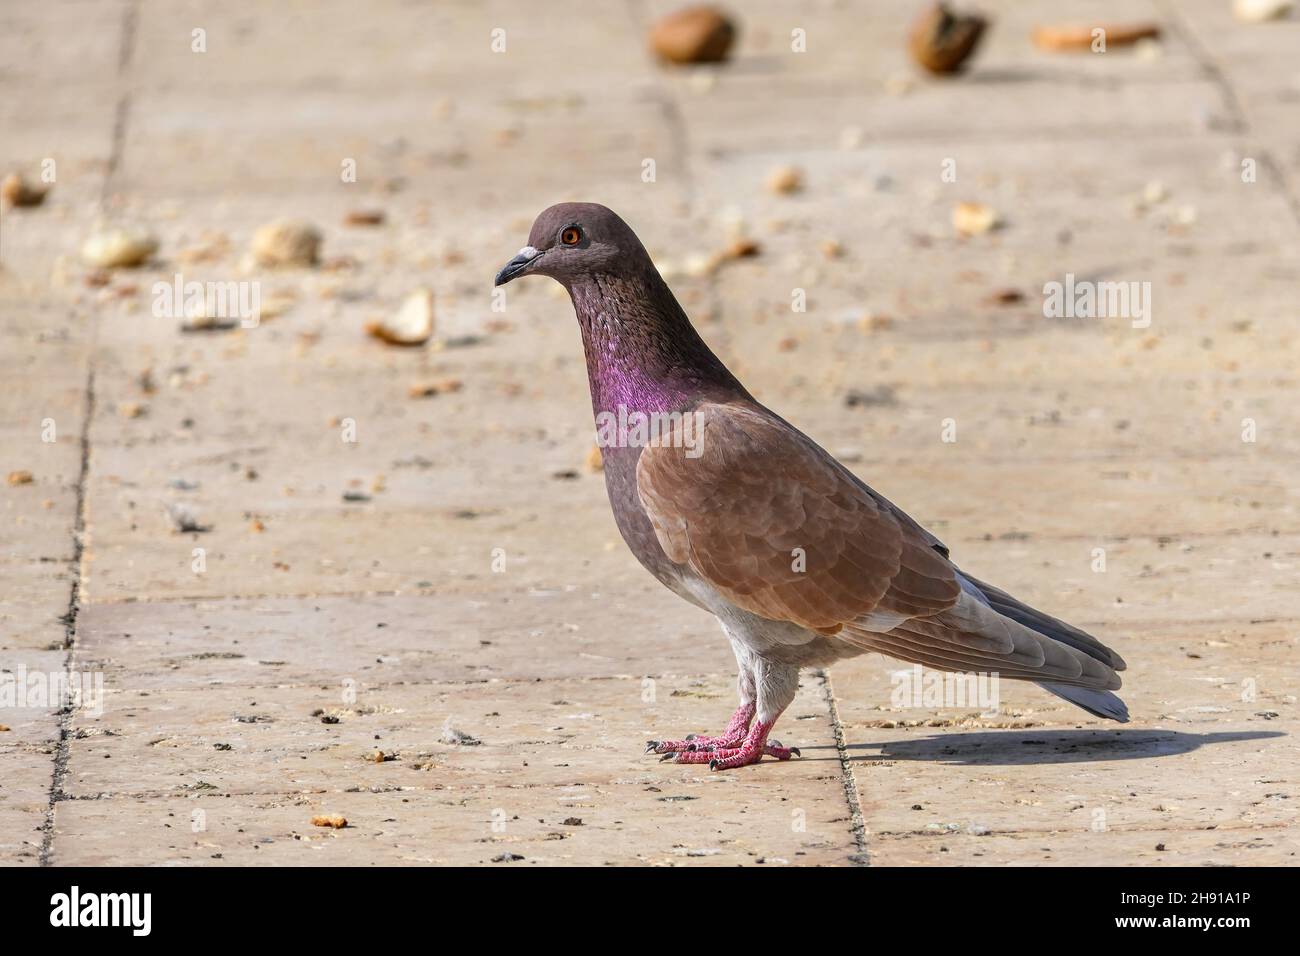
599;431;868;668
599;443;705;608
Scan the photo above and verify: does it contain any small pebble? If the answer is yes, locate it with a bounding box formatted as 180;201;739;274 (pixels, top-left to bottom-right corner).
251;219;321;267
649;6;735;64
908;3;987;75
952;201;999;237
766;165;804;195
82;227;158;268
368;289;435;346
2;172;49;207
1233;0;1293;23
343;209;386;226
408;378;462;398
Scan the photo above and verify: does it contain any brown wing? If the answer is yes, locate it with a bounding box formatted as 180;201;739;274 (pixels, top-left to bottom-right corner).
636;401;1124;692
635;401;960;632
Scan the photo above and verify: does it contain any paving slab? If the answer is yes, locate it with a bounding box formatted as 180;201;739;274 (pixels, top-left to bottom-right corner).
53;672;856;865
75;590;730;691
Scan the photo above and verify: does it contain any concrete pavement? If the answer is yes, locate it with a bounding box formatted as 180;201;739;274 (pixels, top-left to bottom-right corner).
1;0;1297;865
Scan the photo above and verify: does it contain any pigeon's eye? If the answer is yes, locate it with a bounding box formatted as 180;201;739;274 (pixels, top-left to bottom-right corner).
560;226;582;246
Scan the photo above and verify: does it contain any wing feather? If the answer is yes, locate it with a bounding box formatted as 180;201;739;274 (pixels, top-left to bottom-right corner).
637;402;958;631
636;401;1123;692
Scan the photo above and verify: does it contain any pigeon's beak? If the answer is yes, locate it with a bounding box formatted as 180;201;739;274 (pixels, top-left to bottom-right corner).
494;245;543;286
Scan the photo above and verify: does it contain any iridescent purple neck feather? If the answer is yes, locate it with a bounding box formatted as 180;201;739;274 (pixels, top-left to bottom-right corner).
565;267;745;418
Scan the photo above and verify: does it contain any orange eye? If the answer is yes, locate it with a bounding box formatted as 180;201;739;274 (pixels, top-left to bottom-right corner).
560;226;582;246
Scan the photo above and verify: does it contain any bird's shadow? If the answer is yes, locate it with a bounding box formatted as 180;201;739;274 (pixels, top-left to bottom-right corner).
803;729;1283;766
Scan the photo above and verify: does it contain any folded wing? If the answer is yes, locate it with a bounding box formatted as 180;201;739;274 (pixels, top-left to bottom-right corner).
636;401;1124;696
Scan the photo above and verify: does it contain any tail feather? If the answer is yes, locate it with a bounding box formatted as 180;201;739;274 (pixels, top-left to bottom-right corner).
963;574;1127;671
849;570;1133;722
956;570;1131;721
1038;682;1130;722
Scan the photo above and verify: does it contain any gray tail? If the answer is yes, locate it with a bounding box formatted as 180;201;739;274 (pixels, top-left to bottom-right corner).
960;572;1130;722
1038;682;1129;722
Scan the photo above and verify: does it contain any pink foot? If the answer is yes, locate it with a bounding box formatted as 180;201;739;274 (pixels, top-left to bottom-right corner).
656;719;800;771
645;702;754;755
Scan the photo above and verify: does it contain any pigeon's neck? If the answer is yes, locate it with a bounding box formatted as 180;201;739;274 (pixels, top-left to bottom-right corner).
566;269;745;416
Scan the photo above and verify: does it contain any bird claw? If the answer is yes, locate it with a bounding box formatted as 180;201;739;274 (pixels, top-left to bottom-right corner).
645;736;725;755
646;738;690;755
645;711;798;767
659;739;801;770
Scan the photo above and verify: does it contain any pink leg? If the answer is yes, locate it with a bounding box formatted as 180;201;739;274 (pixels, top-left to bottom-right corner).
659;715;800;771
645;701;754;755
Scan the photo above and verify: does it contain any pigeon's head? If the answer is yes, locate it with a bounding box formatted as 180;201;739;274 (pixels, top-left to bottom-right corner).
494;202;648;287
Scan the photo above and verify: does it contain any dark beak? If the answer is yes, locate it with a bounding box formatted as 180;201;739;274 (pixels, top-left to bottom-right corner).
494;245;542;286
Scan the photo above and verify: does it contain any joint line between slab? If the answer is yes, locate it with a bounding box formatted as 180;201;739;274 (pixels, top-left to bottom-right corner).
1158;0;1300;226
101;0;140;204
39;362;97;866
820;669;869;866
1158;0;1248;134
40;0;134;866
1170;0;1300;227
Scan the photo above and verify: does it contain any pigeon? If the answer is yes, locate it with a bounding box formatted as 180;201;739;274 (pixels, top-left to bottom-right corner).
496;202;1129;771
